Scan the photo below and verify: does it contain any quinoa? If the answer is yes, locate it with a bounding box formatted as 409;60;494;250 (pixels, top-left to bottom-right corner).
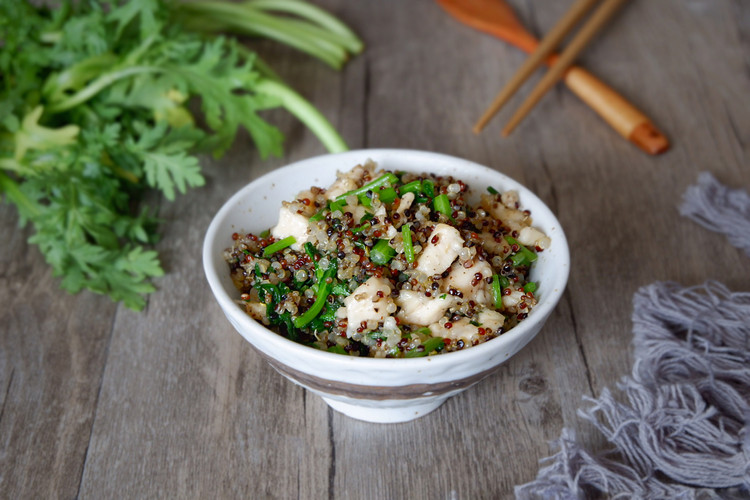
224;160;551;358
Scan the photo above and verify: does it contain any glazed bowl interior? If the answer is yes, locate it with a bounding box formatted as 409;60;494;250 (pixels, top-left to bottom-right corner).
203;149;569;420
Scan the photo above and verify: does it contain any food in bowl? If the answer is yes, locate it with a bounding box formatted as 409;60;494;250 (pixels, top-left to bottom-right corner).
223;160;550;358
205;149;569;422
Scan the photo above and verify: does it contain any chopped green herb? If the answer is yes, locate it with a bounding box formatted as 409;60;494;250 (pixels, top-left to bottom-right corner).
330;199;347;212
499;275;511;289
311;199;346;221
421;179;436;198
511;253;529;267
327;345;347;355
505;236;537;267
370;239;396;265
491;274;504;310
262;236;296;256
309;208;325;221
487;186;499;195
294;258;338;328
401;224;415;263
304;242;318;259
335;173;399;202
433;194;454;220
406;336;445;357
399;180;422;195
523;282;537;294
357;192;373;207
377;186;398;204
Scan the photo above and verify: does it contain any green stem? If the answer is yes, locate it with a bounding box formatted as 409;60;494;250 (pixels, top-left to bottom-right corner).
335;173;399;202
263;235;296;256
256;79;347;153
0;158;34;176
293;281;331;328
178;2;345;69
505;236;537;265
246;0;363;53
370;239;395;265
264;17;354;58
433;194;454;221
0;171;40;219
491;274;503;310
294;259;337;328
399;180;422;195
47;66;163;113
402;224;415;263
243;1;362;54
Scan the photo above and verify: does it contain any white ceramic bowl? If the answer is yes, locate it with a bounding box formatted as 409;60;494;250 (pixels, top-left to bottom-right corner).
203;149;569;423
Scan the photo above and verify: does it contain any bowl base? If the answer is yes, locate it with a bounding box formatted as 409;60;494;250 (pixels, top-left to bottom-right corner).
321;396;446;423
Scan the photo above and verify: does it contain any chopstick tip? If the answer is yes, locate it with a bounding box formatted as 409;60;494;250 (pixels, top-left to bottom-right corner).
629;122;670;155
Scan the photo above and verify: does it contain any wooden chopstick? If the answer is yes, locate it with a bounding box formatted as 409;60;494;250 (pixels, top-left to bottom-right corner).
473;0;601;134
501;0;629;136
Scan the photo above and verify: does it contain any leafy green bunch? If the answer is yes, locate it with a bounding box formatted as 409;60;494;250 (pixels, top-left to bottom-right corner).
0;0;357;310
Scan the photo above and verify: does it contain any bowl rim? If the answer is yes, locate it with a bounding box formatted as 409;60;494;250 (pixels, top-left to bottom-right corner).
203;148;570;370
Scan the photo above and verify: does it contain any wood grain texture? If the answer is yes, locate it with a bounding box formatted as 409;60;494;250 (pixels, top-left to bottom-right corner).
1;1;748;499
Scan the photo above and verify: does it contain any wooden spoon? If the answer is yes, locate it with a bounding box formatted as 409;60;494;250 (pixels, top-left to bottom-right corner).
436;0;669;155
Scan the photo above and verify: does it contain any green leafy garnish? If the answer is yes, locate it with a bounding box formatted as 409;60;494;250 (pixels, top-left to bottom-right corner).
294;258;338;328
262;236;296;256
0;0;359;309
401;224;415;264
406;336;445;357
335;173;399;202
399;180;422;195
491;274;504;310
369;239;396;266
376;186;398;204
421;179;436;198
433;194;454;221
327;345;347;355
505;236;538;267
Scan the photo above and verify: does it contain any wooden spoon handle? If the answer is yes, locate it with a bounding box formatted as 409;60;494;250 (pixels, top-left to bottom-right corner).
562;65;669;154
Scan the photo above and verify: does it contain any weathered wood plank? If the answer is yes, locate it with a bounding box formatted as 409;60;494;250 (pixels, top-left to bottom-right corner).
0;207;117;498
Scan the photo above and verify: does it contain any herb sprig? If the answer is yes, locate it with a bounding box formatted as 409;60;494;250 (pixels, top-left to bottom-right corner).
0;0;359;309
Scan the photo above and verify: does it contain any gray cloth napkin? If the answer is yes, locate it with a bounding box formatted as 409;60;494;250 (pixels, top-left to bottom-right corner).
515;174;750;499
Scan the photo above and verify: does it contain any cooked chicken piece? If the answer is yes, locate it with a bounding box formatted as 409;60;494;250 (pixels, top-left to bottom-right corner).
341;277;395;333
517;226;551;250
444;259;494;306
395;290;455;326
428;309;505;345
271;204;310;250
480;193;530;230
416;223;464;276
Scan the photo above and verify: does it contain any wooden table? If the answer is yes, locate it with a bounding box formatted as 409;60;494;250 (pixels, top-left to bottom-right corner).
2;1;748;498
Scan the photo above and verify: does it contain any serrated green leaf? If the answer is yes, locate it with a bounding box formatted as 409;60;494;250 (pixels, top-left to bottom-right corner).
0;0;350;311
